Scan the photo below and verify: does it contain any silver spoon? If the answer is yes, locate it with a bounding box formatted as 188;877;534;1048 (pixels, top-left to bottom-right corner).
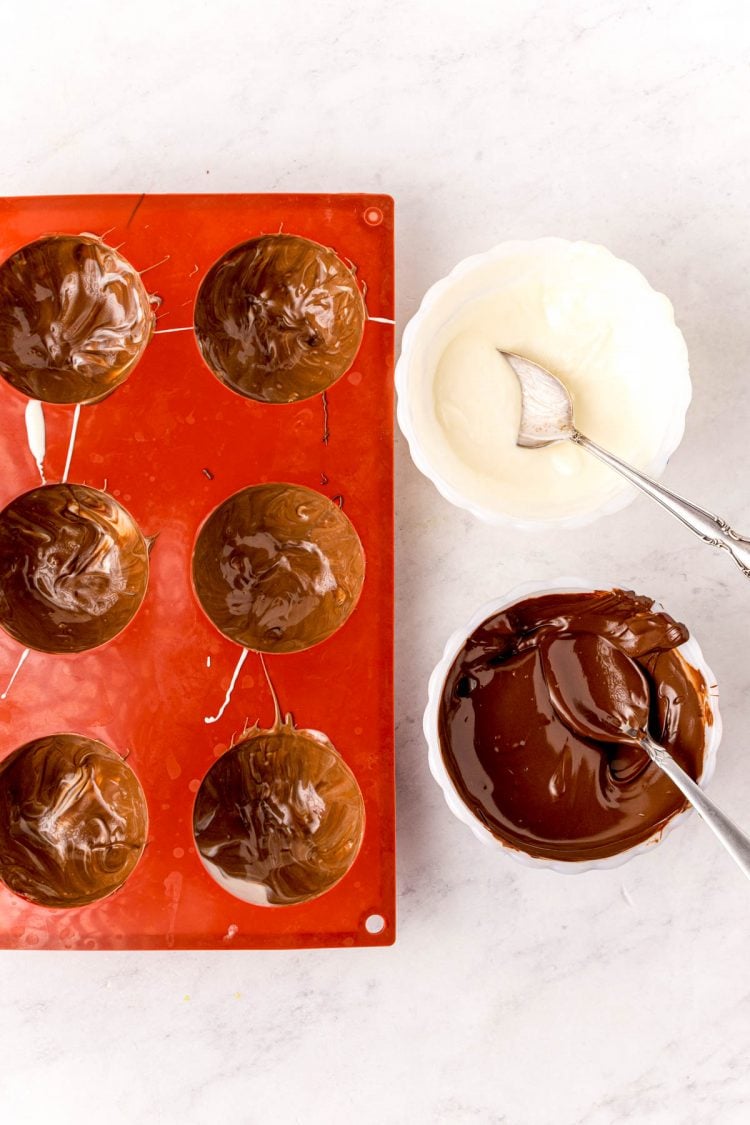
503;351;750;576
541;633;750;880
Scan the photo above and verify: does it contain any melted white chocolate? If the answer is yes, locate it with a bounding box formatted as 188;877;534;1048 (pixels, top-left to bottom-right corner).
407;239;690;522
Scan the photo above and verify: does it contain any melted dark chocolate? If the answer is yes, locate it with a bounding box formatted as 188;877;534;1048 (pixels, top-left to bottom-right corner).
192;483;365;654
194;234;365;404
439;590;710;861
542;633;651;746
0;235;154;404
193;723;364;905
0;733;148;908
0;483;150;654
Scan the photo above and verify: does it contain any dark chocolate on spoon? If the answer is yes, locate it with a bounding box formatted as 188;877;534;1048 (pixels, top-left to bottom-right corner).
541;633;651;743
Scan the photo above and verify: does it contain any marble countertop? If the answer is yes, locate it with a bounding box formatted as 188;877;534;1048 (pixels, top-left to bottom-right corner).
2;1;750;1122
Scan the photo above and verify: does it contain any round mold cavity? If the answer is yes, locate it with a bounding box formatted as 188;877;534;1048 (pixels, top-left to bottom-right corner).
0;733;148;908
0;482;150;654
0;234;154;405
192;722;365;906
193;233;365;404
192;482;365;654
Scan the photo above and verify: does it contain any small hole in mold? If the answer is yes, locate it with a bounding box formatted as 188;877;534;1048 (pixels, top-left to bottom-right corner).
365;913;386;934
364;207;383;226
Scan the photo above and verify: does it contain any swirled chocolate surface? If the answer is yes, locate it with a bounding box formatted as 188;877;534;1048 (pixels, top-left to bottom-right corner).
0;483;150;654
0;234;154;404
194;234;365;403
193;723;364;905
0;733;148;908
439;589;710;862
192;483;365;653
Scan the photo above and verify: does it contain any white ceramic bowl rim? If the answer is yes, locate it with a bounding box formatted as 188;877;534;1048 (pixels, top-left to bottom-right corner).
424;577;722;874
395;237;692;530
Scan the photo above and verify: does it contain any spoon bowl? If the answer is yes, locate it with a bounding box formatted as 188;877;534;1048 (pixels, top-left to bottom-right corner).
539;623;750;882
502;352;576;448
540;633;650;745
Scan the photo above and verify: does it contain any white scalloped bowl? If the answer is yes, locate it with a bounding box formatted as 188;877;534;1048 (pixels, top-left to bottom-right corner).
425;578;721;873
396;238;691;530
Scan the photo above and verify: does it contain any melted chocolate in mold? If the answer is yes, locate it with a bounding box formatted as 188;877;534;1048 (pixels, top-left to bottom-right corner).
439;589;710;862
192;482;365;654
0;483;150;654
322;391;330;444
0;234;154;404
0;733;148;908
193;234;365;404
194;665;364;906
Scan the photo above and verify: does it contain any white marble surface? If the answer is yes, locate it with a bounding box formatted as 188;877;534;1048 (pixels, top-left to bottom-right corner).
2;2;750;1122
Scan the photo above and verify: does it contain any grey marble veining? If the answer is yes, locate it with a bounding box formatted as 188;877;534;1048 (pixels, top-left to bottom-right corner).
2;1;750;1122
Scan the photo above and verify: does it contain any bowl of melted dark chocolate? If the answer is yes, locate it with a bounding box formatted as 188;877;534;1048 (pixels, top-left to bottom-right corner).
193;721;365;906
428;581;721;869
0;234;154;404
193;233;365;404
0;483;150;654
0;733;148;908
192;482;365;654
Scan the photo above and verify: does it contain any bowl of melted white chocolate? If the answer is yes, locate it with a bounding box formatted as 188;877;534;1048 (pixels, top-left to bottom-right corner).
396;237;690;527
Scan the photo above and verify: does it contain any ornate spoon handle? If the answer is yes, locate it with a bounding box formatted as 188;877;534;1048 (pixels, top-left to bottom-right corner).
575;432;750;576
638;733;750;881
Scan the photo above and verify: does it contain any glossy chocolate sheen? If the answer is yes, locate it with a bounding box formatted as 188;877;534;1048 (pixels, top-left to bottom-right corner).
0;234;154;404
193;723;365;906
0;733;148;908
0;483;150;654
439;590;711;862
192;483;365;654
542;632;652;746
194;233;365;403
